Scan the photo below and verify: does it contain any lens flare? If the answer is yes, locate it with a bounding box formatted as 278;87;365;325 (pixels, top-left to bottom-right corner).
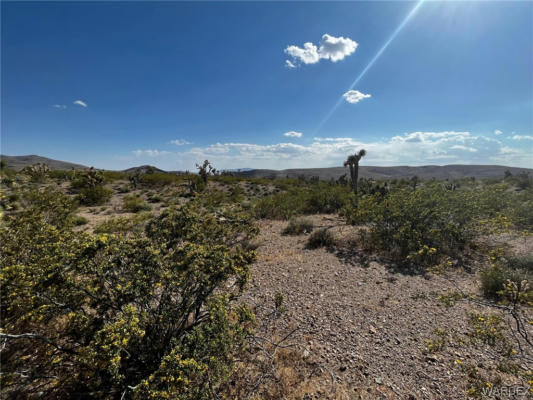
314;0;426;135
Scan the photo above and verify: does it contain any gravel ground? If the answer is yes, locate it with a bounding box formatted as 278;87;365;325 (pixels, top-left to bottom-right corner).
239;215;533;399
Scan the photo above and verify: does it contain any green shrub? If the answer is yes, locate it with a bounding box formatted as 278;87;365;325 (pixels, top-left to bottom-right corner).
102;170;128;182
138;172;181;187
70;214;89;226
306;228;335;249
253;183;352;220
122;194;151;213
70;168;105;191
77;185;113;206
146;193;162;203
481;255;533;302
94;214;152;235
229;186;245;203
283;217;314;235
253;191;302;219
49;169;76;182
22;163;50;183
0;193;257;399
343;186;493;269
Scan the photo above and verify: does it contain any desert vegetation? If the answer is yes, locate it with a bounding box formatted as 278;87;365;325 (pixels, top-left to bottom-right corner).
1;160;532;399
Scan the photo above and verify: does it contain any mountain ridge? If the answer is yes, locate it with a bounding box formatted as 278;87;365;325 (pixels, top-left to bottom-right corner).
1;154;531;180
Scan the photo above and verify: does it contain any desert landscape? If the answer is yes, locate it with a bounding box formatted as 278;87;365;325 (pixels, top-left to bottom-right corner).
1;157;532;398
2;1;532;398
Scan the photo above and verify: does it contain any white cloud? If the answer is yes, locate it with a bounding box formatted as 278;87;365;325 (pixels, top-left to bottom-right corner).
512;135;533;140
170;139;192;146
133;149;171;157
391;131;471;143
166;130;531;170
343;90;371;104
73;100;87;108
52;104;67;109
285;59;296;69
284;131;303;138
494;129;503;135
284;34;357;67
319;34;358;62
450;145;478;152
285;42;320;65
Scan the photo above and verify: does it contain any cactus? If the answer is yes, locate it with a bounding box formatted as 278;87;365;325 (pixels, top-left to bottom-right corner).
22;163;50;183
83;167;104;188
343;149;366;195
129;172;141;189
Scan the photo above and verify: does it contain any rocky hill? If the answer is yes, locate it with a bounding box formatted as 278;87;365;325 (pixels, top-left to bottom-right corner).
1;155;89;171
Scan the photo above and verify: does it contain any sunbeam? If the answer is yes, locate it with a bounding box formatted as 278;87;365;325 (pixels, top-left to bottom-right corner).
314;0;426;135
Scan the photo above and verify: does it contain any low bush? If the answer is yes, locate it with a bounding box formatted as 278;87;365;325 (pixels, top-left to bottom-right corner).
94;213;152;235
70;214;88;226
138;172;182;187
122;194;151;213
481;255;533;303
146;193;162;203
306;228;335;249
283;217;314;235
343;186;503;269
77;185;113;206
253;183;352;219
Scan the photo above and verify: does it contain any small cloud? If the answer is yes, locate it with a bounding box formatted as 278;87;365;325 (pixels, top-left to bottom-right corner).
512;135;533;140
494;129;503;135
133;149;171;157
343;90;371;104
319;34;358;62
284;34;357;67
285;42;320;65
73;100;87;108
284;131;303;138
450;145;478;152
52;104;67;109
285;60;296;69
170;139;192;146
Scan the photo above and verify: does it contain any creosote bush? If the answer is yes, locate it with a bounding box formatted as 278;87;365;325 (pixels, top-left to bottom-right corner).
253;183;352;219
480;254;532;303
343;185;508;269
283;217;314;235
0;188;258;399
77;185;113;206
306;228;335;249
122;194;152;213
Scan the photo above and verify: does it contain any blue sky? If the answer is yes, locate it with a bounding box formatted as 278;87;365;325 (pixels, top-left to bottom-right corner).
2;1;532;170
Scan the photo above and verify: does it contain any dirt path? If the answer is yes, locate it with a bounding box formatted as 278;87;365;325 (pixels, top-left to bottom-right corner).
240;215;532;399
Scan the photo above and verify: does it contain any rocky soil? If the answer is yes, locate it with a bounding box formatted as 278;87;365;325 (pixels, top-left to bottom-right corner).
238;215;533;399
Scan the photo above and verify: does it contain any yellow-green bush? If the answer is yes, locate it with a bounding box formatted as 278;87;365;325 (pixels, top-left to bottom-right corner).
283;217;314;235
0;189;258;398
122;194;151;213
77;185;113;206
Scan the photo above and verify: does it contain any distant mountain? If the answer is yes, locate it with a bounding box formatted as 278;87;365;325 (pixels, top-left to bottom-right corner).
1;155;89;171
236;165;533;180
122;165;167;174
2;155;531;180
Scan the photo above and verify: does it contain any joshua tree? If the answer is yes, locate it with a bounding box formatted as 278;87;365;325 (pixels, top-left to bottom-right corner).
410;175;419;191
196;160;217;184
344;149;366;195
